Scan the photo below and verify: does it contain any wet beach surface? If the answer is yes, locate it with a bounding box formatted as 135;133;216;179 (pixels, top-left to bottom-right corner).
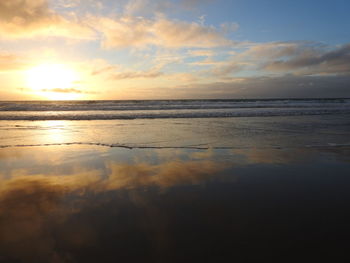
1;115;350;262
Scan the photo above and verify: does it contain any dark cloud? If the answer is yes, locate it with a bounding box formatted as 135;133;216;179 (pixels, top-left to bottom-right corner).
264;43;350;75
149;75;350;99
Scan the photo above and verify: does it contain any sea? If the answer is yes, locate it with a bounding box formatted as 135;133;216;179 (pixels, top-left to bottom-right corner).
0;98;350;120
1;98;350;149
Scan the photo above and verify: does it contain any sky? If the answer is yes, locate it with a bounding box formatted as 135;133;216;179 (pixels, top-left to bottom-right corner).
0;0;349;100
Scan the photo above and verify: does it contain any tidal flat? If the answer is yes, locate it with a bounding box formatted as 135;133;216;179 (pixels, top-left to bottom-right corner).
1;115;350;262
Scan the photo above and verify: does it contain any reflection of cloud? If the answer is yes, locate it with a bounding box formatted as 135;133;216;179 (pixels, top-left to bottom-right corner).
104;160;229;190
0;157;230;262
0;177;66;262
234;148;312;165
234;147;350;166
0;158;231;194
191;149;214;159
0;174;102;262
0;155;230;192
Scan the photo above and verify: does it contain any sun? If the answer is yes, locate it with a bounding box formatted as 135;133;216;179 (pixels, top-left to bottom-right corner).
26;63;81;100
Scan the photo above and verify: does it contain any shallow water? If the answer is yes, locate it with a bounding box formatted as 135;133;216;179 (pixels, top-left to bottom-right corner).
1;115;350;262
1;114;350;149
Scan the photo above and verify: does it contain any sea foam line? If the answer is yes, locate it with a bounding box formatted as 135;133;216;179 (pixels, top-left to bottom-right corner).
1;142;350;150
1;108;350;120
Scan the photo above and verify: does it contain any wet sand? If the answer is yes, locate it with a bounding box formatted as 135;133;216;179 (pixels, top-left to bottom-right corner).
1;116;350;262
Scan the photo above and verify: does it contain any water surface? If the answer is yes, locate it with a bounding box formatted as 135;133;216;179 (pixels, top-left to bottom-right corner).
0;109;350;262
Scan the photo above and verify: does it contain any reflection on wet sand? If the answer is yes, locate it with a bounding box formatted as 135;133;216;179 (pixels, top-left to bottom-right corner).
0;149;232;263
233;146;350;165
104;160;230;190
1;146;350;262
0;177;67;262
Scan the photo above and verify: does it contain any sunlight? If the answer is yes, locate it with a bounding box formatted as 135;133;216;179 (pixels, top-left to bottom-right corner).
26;63;81;100
42;120;70;143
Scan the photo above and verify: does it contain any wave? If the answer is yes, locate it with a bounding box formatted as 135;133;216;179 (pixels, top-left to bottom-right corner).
0;99;349;112
0;99;349;120
0;107;350;120
1;141;350;150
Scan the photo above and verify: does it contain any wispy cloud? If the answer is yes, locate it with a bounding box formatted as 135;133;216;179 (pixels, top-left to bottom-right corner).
92;15;232;49
40;87;96;94
0;52;29;72
110;69;163;80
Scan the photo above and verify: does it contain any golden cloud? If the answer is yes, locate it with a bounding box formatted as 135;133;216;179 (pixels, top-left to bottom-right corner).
0;0;95;39
0;52;29;71
94;16;232;49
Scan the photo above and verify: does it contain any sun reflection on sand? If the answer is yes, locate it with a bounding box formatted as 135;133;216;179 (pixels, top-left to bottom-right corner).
42;120;70;143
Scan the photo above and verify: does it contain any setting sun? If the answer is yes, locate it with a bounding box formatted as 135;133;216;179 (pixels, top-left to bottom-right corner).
26;63;80;100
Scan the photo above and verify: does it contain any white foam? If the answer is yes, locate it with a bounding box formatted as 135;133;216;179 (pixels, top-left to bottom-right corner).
0;99;350;120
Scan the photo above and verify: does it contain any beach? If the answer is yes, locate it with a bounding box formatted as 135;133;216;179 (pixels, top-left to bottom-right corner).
1;100;350;262
1;0;349;261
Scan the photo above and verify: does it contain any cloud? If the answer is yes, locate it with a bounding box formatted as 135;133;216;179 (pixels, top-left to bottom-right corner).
110;70;163;80
188;49;215;57
86;59;163;80
220;22;240;34
123;0;213;16
40;87;95;94
200;42;350;78
142;75;350;99
0;52;29;72
56;0;81;8
124;0;173;16
0;0;95;39
93;15;232;49
209;61;245;76
242;42;301;59
91;66;118;76
264;43;350;75
199;42;303;77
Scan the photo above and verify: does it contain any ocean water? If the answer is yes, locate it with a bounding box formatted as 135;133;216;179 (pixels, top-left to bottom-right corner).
0;99;350;150
0;98;350;120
